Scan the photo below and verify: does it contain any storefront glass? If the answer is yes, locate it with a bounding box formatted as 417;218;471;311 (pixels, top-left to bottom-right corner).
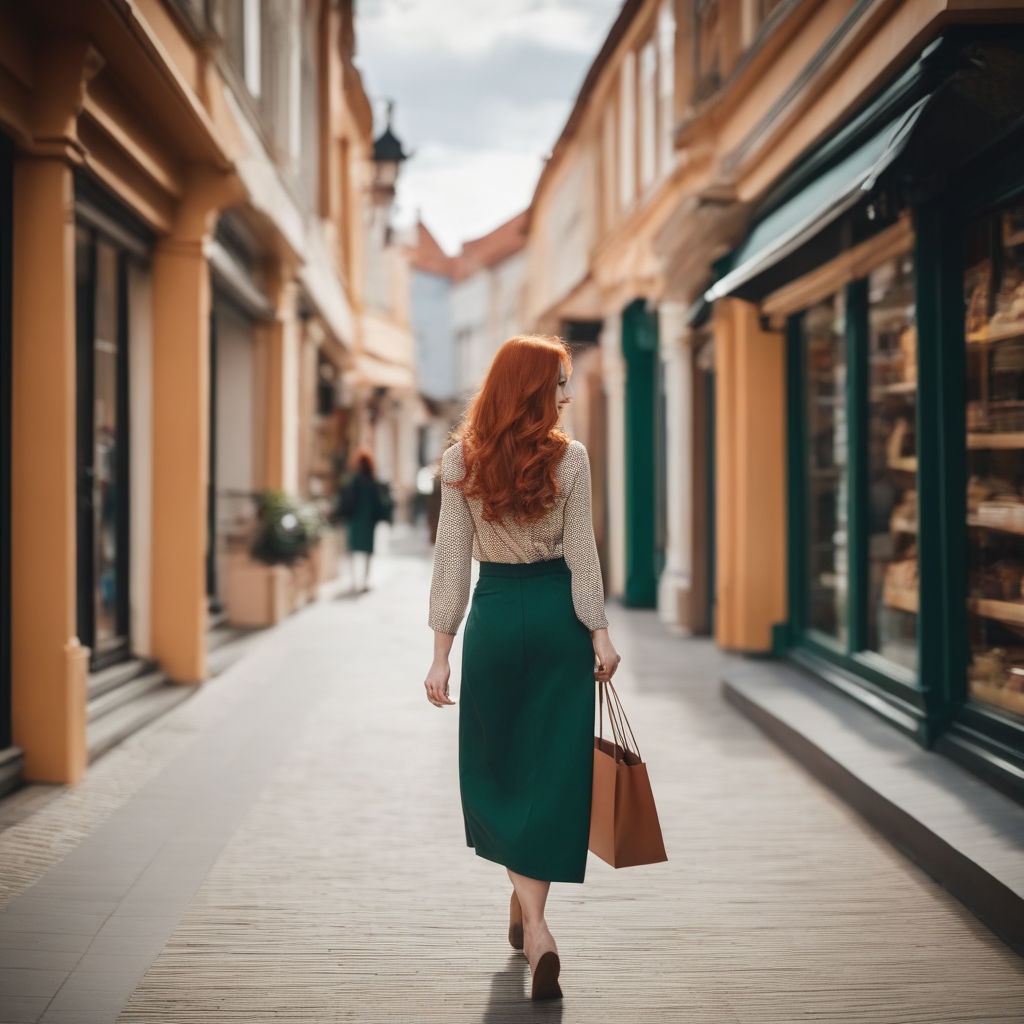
803;291;848;644
964;197;1024;720
867;253;919;671
92;240;123;651
75;219;131;666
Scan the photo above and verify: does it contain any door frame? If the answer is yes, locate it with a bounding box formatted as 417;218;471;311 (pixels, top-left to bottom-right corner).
206;304;221;612
0;134;12;747
73;178;152;671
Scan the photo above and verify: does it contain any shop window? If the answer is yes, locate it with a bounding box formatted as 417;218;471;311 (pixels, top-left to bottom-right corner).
639;38;657;190
803;291;848;644
964;198;1024;720
867;254;918;671
601;103;617;231
618;52;636;209
657;1;675;175
223;0;262;98
693;0;721;101
75;222;132;667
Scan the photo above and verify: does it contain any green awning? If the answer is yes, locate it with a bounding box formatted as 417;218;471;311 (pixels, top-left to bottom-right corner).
704;95;929;303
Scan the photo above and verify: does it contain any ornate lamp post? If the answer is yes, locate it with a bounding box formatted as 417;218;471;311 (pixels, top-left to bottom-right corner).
370;100;409;206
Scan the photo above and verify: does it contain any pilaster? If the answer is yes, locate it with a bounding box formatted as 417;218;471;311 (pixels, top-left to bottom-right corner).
657;300;694;632
9;37;103;783
713;298;787;650
151;168;240;683
264;263;301;494
600;315;626;599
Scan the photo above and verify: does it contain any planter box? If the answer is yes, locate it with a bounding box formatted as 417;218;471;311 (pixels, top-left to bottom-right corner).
288;557;315;611
224;553;291;627
311;529;341;586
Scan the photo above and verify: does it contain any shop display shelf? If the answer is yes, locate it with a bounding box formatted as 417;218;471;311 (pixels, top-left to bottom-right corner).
889;514;918;534
968;679;1024;717
967;432;1024;449
870;380;918;398
967;513;1024;535
883;581;919;613
968;596;1024;628
966;321;1024;345
818;572;848;593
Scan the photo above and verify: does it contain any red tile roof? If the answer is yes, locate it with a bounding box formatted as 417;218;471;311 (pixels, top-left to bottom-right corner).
408;211;529;281
452;210;528;281
408;220;456;276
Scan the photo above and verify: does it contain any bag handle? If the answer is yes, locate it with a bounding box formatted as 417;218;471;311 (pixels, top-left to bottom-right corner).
607;680;642;761
596;679;642;764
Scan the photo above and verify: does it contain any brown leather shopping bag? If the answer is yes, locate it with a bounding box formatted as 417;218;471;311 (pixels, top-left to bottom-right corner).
588;679;668;868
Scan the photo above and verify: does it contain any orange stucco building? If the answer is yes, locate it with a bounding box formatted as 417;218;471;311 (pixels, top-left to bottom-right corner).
524;0;1024;948
0;0;415;791
527;0;1024;823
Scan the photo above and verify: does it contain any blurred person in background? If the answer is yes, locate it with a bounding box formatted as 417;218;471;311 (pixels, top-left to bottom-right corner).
339;447;392;593
423;334;621;1001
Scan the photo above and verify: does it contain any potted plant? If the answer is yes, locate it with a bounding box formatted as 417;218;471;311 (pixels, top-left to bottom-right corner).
224;491;328;625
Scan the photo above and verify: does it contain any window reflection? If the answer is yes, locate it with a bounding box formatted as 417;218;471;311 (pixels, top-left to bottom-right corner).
804;292;848;644
867;253;918;671
93;241;121;650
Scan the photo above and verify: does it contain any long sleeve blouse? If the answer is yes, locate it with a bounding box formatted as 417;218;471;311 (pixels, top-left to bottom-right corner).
428;438;609;635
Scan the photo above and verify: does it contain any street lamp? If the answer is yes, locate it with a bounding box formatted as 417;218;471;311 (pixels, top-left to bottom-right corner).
371;99;409;205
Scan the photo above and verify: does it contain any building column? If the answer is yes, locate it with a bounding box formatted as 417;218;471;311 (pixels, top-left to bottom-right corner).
11;155;89;782
713;297;787;650
264;268;301;494
600;316;626;599
9;39;102;783
151;170;238;683
657;301;693;631
298;318;323;497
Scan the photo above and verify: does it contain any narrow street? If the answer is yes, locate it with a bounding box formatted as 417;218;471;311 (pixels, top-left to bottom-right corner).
0;532;1022;1023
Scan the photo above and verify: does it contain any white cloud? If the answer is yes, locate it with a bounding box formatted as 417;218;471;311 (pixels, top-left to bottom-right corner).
355;1;623;250
359;0;617;58
393;142;542;254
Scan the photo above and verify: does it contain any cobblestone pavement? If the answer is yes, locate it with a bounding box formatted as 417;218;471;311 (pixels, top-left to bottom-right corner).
1;526;1023;1023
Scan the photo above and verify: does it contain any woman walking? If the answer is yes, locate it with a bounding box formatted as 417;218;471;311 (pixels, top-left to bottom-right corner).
343;447;385;592
423;334;621;1001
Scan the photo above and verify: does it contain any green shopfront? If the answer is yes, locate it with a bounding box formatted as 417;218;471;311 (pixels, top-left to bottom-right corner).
707;29;1024;805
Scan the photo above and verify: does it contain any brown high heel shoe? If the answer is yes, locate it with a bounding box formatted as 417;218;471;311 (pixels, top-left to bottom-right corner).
529;948;562;1001
508;889;524;950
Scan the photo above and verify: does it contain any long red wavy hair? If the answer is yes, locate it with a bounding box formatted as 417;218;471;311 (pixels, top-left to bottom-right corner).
449;334;571;523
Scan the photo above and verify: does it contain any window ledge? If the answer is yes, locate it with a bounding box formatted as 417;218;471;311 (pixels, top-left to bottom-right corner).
722;655;1024;956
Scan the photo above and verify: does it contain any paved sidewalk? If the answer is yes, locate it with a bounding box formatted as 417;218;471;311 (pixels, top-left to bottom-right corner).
1;530;1023;1022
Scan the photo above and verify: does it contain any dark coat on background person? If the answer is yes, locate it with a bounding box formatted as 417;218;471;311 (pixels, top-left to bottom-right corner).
346;470;382;554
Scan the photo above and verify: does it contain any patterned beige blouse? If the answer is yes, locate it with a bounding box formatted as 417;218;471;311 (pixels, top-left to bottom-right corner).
428;438;609;635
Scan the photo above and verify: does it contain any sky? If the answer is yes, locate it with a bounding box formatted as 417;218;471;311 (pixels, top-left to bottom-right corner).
354;0;624;255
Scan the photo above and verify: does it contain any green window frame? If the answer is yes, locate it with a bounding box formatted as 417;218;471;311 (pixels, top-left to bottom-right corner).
781;142;1024;798
919;141;1024;795
785;270;932;744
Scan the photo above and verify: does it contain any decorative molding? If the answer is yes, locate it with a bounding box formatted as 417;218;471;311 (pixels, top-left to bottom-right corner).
721;0;879;180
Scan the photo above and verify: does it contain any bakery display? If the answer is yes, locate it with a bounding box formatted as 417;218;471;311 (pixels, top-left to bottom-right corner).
869;254;918;671
965;202;1024;719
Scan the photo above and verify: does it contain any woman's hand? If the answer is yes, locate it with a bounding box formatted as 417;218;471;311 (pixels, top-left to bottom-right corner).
424;657;456;708
592;628;621;683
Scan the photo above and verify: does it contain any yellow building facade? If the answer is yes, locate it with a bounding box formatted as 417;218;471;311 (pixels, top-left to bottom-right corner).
0;0;408;790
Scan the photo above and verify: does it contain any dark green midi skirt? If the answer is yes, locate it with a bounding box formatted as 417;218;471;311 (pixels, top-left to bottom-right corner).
459;556;595;884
